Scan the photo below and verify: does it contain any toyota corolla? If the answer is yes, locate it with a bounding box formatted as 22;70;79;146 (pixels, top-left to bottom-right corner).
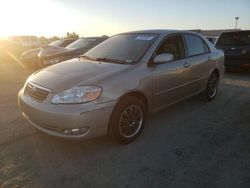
18;30;224;144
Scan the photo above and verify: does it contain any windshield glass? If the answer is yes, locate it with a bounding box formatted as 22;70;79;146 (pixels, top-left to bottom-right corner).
66;38;97;49
216;31;250;46
49;40;63;47
84;34;158;63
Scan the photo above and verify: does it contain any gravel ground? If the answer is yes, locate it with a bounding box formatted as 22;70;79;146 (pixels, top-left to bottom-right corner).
1;62;250;188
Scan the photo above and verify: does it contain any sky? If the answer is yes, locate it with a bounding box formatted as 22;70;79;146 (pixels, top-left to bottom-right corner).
0;0;249;38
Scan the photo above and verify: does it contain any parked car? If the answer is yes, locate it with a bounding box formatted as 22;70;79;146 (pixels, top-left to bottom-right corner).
49;38;77;48
0;40;30;62
20;38;77;68
38;37;108;66
215;30;250;71
18;30;224;144
9;35;40;48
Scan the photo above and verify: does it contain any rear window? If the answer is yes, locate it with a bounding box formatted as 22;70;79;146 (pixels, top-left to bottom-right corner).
60;39;76;47
184;34;208;56
66;38;97;49
49;40;63;47
216;31;250;46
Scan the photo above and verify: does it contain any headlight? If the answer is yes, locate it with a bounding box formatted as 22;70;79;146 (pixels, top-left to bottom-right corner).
51;86;102;104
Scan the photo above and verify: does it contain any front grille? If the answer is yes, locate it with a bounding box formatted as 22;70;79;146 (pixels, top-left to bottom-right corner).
25;83;49;102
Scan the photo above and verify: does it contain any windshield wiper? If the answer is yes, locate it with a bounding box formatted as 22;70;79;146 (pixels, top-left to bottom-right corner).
79;55;97;61
80;55;131;64
95;57;127;64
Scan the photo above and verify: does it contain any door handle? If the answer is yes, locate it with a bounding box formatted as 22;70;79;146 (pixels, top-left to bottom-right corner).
183;62;191;68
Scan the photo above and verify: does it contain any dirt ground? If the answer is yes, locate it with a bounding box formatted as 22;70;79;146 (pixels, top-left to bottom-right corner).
1;61;250;188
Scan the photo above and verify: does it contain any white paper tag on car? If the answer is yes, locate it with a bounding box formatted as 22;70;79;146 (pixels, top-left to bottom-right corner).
136;36;154;41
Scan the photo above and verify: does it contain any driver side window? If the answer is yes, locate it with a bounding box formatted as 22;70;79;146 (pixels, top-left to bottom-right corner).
156;35;185;61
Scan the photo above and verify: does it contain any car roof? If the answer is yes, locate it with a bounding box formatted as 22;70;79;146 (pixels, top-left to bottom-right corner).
76;36;109;40
63;38;77;41
220;30;250;35
122;29;198;35
87;36;109;39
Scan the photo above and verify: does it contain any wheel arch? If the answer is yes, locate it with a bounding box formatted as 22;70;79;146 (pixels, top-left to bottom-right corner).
212;69;220;78
209;68;220;80
117;91;148;113
107;91;148;140
107;91;148;135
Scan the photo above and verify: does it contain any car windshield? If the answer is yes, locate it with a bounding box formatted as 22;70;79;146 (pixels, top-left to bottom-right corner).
84;34;158;63
66;38;97;49
49;40;63;47
216;31;250;46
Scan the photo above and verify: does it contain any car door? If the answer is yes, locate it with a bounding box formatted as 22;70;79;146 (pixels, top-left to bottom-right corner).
182;34;212;94
152;34;192;111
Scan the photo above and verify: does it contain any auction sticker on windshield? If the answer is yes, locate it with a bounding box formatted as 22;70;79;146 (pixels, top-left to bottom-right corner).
136;35;155;40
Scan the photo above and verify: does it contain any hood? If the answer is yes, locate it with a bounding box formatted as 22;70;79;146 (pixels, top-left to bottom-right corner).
39;46;79;58
21;48;41;58
29;59;130;92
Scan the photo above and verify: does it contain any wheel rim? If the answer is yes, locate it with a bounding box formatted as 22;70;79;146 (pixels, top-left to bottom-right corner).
119;105;143;138
208;76;218;98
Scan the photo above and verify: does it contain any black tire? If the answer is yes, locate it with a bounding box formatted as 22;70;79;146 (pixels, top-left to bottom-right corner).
201;73;219;102
108;96;146;144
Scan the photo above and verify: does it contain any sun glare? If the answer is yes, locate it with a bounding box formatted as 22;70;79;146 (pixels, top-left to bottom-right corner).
0;0;79;38
0;0;127;39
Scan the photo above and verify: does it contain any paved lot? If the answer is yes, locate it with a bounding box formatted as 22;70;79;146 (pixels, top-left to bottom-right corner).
1;62;250;188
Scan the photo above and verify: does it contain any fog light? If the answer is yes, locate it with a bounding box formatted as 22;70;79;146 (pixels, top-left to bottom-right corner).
62;127;89;135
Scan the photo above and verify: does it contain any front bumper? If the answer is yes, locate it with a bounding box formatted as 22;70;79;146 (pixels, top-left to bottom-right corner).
18;88;116;139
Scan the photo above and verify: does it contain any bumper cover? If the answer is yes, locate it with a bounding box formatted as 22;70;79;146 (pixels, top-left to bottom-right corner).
18;89;116;139
225;58;250;69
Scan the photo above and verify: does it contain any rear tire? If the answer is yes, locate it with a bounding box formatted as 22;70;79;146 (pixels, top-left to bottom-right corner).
201;73;219;102
108;96;146;144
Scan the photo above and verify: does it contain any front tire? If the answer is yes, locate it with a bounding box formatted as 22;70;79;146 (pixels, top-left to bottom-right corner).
108;96;146;144
201;73;219;102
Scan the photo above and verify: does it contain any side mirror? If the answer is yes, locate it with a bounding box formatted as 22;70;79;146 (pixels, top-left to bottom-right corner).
153;53;174;64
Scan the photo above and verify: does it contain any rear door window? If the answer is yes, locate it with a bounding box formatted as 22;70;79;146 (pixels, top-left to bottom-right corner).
184;34;208;56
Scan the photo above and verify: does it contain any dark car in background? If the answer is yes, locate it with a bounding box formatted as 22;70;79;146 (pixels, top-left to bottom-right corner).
39;36;108;66
20;38;77;68
215;31;250;71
